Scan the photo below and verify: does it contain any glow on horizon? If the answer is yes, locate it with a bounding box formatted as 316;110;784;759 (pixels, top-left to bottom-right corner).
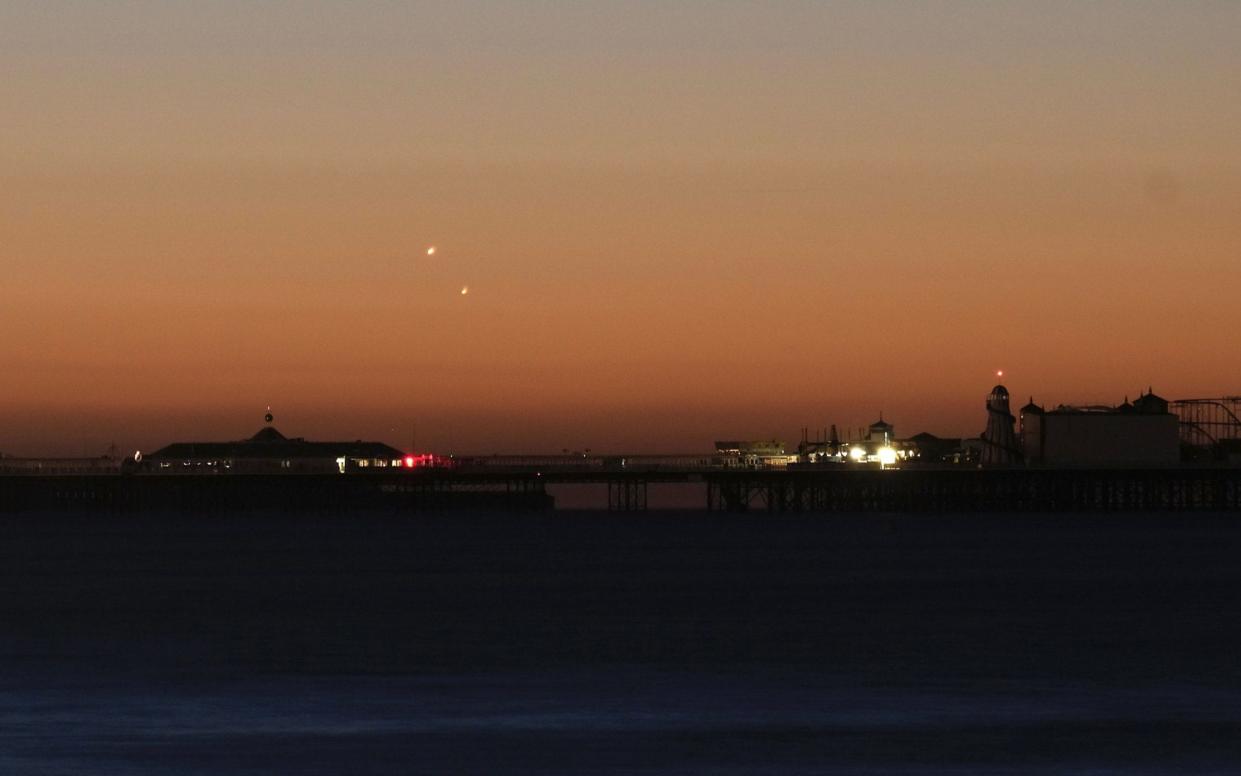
1;1;1239;454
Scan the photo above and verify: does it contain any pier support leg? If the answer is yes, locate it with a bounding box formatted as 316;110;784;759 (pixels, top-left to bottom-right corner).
608;480;648;511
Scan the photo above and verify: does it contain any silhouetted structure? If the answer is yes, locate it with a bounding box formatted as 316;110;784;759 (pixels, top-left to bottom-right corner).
795;417;909;465
980;384;1022;466
796;426;842;463
904;432;976;464
138;426;407;474
868;415;894;444
1021;390;1179;466
1171;396;1241;462
713;440;792;468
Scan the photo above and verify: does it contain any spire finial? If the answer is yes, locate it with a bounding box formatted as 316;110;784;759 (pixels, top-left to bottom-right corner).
264;406;274;425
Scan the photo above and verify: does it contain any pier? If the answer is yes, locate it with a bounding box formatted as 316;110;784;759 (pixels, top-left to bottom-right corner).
2;463;1240;513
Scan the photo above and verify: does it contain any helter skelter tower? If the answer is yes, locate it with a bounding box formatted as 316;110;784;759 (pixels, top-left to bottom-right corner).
980;384;1022;466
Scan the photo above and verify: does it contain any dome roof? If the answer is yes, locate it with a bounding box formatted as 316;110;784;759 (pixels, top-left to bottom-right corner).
1132;390;1169;414
248;426;288;443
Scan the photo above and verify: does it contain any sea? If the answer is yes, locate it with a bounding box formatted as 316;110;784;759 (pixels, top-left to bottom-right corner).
2;510;1239;774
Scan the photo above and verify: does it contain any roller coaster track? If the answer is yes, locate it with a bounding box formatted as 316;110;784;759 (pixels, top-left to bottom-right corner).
1171;397;1241;447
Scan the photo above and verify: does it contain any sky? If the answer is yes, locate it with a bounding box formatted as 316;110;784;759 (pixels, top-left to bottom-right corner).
2;1;1240;455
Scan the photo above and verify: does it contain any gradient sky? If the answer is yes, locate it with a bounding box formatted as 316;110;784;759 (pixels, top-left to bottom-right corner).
3;1;1239;455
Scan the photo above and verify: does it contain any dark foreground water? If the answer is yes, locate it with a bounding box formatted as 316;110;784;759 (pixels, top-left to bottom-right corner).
2;511;1240;774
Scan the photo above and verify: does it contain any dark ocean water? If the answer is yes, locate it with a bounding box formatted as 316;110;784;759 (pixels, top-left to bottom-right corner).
2;510;1240;774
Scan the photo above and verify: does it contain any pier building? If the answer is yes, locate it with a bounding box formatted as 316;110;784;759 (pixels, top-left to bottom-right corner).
713;440;795;468
138;426;410;474
902;432;979;465
1020;390;1179;466
796;417;915;467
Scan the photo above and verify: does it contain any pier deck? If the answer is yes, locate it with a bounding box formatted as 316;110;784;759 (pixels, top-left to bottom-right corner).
2;465;1240;513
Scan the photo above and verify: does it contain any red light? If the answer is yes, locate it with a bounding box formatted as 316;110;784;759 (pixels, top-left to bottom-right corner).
404;455;416;468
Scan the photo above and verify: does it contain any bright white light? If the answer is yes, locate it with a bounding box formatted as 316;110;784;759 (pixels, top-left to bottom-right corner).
335;456;347;474
849;446;866;462
997;369;1004;378
878;447;897;467
426;246;437;256
460;285;469;295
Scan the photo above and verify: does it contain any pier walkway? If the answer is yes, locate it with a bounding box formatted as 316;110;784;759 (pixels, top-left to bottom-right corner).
3;463;1239;513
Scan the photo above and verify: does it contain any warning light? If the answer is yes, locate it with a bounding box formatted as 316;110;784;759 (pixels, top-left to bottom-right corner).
404;455;416;468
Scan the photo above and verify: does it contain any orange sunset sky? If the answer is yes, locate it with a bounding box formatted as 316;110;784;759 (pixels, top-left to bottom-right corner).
2;2;1239;455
